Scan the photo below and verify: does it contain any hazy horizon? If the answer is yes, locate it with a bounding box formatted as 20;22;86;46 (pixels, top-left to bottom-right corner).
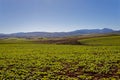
0;0;120;33
0;28;119;34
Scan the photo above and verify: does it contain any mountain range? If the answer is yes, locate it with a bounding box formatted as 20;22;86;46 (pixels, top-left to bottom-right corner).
0;28;119;38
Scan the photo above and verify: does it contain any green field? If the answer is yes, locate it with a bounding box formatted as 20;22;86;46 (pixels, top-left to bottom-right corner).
79;36;120;46
0;36;120;80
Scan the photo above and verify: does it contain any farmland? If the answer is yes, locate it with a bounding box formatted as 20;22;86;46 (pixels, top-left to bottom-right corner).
79;36;120;46
0;36;120;80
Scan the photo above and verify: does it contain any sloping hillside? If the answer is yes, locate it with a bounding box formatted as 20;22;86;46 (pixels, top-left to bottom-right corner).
79;36;120;46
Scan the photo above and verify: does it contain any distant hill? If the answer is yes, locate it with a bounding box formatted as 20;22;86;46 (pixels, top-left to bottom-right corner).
0;28;119;38
110;31;120;34
68;28;114;35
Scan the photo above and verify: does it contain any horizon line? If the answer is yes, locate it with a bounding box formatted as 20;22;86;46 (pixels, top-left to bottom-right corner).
0;28;119;34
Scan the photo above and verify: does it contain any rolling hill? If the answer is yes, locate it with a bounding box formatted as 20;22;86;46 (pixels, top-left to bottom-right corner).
0;28;118;38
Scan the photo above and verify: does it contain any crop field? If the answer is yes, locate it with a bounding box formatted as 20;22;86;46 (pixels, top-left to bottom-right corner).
79;36;120;46
0;36;120;80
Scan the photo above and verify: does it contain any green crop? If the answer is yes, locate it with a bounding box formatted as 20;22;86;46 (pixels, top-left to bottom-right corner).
79;36;120;46
0;36;120;79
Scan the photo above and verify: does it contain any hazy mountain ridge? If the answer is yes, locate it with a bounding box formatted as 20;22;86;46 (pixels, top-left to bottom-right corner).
0;28;119;38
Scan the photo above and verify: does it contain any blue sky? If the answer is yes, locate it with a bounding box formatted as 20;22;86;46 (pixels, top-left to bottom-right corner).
0;0;120;33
